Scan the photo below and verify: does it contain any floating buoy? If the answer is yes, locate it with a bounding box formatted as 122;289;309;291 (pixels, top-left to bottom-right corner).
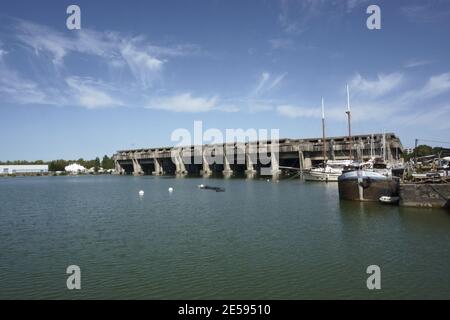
266;179;270;182
198;184;205;189
138;190;144;196
168;187;174;192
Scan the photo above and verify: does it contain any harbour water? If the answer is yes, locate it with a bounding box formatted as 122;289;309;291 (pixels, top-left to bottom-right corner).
0;175;449;299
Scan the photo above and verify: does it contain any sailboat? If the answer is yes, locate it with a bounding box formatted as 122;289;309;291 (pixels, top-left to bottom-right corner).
304;98;350;182
337;85;399;201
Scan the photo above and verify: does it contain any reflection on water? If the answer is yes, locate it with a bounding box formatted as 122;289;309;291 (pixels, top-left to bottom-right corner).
0;175;449;299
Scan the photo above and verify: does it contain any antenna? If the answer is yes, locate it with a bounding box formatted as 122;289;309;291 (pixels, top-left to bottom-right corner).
346;84;350;112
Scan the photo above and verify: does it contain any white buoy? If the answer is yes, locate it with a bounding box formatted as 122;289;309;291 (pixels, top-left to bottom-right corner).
168;187;174;193
138;190;144;196
266;179;270;182
199;184;205;189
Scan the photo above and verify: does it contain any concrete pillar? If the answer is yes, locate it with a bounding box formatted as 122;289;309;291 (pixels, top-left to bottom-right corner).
202;148;212;176
174;149;187;175
132;157;143;176
270;149;281;177
298;151;305;175
114;160;124;175
303;156;312;169
270;142;281;178
387;143;393;162
245;144;257;175
330;139;335;160
223;145;233;175
152;156;164;175
356;138;363;160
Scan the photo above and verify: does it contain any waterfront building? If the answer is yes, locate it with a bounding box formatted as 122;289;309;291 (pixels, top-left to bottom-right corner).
0;165;48;175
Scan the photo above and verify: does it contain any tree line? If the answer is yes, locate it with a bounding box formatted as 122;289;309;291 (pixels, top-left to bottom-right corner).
404;145;447;161
0;155;115;172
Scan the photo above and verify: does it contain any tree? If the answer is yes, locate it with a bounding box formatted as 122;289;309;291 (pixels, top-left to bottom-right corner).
101;155;114;169
94;157;101;172
49;160;68;172
415;145;433;158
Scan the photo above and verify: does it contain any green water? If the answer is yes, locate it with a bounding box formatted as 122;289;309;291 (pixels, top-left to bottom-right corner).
0;175;449;299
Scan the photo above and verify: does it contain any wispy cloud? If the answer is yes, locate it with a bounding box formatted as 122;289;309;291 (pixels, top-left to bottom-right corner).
404;59;435;68
398;72;450;104
276;71;450;131
278;0;369;34
277;104;319;118
0;42;7;58
401;2;450;22
13;19;199;87
0;67;52;105
0;18;207;109
397;105;450;130
349;72;404;98
0;53;64;105
252;72;287;96
269;38;295;50
66;77;123;109
147;93;219;113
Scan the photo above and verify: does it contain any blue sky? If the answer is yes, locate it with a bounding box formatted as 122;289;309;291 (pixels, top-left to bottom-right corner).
1;0;450;160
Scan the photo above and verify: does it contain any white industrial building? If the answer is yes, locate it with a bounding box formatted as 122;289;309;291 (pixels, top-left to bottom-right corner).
0;165;48;175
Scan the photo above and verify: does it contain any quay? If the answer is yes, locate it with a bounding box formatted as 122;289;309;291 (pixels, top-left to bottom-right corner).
113;133;403;176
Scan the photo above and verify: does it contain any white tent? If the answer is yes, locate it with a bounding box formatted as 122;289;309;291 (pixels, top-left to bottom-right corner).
65;163;86;173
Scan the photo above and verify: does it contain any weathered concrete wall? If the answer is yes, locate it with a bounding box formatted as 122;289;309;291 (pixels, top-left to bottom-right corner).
113;133;403;176
399;183;450;209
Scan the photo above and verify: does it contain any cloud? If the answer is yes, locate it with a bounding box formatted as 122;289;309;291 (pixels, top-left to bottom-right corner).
13;19;199;87
66;77;123;109
215;104;240;113
253;72;271;95
0;55;65;105
0;68;51;105
0;18;208;109
252;72;286;96
267;73;287;90
396;105;450;130
419;72;450;98
398;72;450;104
349;72;404;98
0;42;7;58
401;3;450;22
269;38;294;50
248;102;274;113
278;0;369;34
345;0;369;12
15;20;72;65
404;59;434;68
276;105;319;118
120;43;164;87
147;93;219;112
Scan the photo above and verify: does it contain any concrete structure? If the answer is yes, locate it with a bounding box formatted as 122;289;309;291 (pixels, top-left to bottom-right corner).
400;183;450;209
113;133;403;177
0;165;48;175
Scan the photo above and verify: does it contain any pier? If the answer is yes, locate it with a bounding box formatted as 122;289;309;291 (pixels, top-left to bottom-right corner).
113;133;403;176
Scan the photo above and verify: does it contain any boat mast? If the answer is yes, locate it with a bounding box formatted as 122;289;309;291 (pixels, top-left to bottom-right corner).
345;84;352;160
322;97;326;172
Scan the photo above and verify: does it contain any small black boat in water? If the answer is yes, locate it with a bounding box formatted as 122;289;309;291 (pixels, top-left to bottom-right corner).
338;170;399;201
198;184;226;192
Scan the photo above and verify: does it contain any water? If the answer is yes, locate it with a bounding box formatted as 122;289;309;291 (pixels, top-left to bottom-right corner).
0;175;449;299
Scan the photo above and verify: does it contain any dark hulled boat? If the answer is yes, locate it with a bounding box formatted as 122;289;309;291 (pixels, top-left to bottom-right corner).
338;170;399;201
